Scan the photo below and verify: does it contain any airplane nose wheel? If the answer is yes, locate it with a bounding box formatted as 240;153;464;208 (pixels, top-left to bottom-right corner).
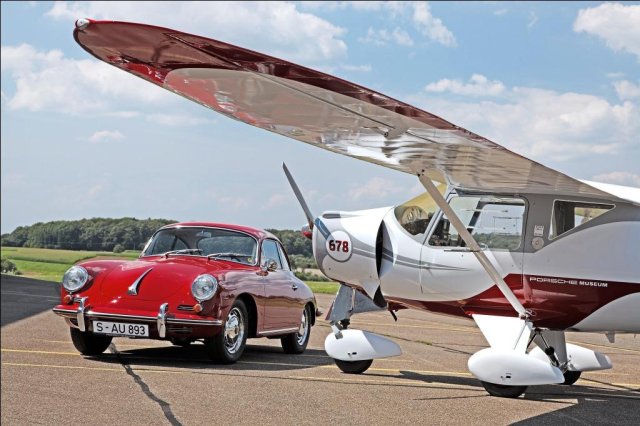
480;381;528;398
334;359;373;374
560;370;581;385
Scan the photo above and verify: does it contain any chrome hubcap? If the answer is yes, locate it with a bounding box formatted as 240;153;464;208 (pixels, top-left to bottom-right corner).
224;307;245;354
296;309;309;345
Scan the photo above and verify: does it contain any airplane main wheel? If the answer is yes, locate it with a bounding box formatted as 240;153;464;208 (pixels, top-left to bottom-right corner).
481;381;527;398
561;370;581;385
334;359;373;374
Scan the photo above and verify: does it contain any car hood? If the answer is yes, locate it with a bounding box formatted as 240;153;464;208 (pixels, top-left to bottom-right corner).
99;257;226;302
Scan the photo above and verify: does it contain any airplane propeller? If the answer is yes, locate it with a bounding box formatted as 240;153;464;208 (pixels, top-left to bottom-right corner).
282;163;315;236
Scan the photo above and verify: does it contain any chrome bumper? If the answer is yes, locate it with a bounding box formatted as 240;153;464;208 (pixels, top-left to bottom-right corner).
53;301;222;338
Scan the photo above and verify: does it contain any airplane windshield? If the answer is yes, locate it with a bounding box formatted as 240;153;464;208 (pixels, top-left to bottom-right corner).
142;227;258;265
393;183;447;237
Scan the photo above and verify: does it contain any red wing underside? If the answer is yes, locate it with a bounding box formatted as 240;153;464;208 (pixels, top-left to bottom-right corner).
75;20;611;198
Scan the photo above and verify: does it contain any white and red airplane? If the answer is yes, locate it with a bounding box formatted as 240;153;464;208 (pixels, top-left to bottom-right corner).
73;19;639;398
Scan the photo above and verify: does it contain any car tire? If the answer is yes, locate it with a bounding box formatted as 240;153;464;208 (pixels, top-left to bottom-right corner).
281;305;311;354
334;359;373;374
169;337;193;347
480;381;528;398
205;299;248;364
561;370;581;385
70;327;113;355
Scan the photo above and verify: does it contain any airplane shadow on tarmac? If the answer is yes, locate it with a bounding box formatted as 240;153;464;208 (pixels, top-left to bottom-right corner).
391;370;640;424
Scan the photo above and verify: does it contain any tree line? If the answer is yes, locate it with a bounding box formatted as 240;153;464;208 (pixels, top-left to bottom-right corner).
1;218;314;258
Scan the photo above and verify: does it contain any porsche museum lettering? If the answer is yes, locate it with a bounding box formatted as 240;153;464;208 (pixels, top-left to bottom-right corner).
529;276;608;288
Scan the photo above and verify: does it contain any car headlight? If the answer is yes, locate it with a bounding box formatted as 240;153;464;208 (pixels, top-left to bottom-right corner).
62;265;89;293
191;274;218;302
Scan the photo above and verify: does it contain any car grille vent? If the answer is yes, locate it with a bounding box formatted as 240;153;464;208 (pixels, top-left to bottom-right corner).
177;305;195;311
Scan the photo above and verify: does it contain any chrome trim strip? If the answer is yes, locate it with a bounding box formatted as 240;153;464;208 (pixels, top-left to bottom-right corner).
128;268;154;296
53;308;222;326
259;327;299;336
77;297;87;332
157;303;168;338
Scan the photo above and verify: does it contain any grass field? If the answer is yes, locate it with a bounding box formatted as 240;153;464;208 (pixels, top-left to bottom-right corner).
1;247;340;293
1;247;139;282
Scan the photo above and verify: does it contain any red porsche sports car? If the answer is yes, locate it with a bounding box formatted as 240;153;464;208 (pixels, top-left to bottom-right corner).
53;222;318;363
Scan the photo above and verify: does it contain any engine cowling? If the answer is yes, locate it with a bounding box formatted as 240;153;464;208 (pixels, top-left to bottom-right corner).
312;207;391;298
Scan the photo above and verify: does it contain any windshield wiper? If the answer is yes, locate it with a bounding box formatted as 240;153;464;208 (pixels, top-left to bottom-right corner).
164;249;203;258
207;252;244;261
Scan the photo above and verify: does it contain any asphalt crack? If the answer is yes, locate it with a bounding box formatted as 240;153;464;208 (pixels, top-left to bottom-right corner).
108;343;182;426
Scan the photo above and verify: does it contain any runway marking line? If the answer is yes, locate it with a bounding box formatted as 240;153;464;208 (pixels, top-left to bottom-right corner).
4;362;638;394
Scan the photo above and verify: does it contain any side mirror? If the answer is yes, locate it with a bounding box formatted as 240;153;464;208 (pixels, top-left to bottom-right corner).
261;258;278;273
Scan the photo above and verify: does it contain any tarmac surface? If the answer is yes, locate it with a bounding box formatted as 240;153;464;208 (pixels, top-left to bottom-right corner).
2;275;639;425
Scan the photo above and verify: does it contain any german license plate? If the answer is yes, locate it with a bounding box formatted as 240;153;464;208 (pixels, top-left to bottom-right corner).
93;320;149;337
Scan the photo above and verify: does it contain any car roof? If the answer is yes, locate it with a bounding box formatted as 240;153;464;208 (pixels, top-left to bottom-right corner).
160;222;278;241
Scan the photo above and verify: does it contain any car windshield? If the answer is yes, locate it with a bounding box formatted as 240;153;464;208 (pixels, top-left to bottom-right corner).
142;227;258;265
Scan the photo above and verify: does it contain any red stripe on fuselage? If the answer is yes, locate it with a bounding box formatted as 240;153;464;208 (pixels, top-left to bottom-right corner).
386;274;640;329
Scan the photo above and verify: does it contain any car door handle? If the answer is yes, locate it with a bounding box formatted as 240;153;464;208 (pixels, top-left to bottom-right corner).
292;284;298;291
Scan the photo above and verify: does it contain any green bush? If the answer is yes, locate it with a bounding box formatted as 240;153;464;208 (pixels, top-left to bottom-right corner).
113;244;125;253
294;269;331;281
1;257;18;274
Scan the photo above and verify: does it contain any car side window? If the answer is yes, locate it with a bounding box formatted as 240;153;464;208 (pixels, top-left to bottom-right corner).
277;243;291;271
261;240;283;270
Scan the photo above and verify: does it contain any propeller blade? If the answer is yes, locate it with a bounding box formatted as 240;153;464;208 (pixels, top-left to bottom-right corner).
283;163;315;229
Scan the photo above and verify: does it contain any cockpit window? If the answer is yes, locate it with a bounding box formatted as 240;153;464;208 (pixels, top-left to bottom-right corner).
394;183;447;237
549;201;614;239
429;195;525;250
142;227;258;265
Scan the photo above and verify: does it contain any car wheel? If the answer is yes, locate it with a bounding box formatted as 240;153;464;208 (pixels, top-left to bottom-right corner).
70;327;113;355
169;337;193;347
205;299;248;364
334;359;373;374
281;305;311;354
480;381;527;398
561;370;581;385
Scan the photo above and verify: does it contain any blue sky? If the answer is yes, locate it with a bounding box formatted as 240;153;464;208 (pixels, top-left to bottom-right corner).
1;1;639;234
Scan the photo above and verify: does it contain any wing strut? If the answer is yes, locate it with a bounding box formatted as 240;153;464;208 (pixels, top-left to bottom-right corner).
417;173;528;318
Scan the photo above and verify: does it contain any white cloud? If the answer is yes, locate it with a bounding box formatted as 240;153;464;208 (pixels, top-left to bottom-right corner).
87;184;104;199
416;75;640;162
606;72;625;79
412;2;456;47
46;1;347;64
1;43;175;114
613;80;640;100
348;177;406;200
493;9;508;16
527;11;538;30
340;64;373;73
574;3;640;62
592;171;640;187
264;193;288;209
359;27;414;47
218;196;249;209
145;113;213;127
88;130;124;143
425;74;506;96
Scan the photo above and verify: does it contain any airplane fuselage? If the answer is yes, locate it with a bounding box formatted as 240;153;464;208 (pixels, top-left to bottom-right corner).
313;188;640;332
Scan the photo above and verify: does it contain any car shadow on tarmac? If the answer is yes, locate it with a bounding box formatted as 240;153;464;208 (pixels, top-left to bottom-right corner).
82;342;334;372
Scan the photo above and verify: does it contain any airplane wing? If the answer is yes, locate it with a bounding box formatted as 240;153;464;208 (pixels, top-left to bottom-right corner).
74;19;627;201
